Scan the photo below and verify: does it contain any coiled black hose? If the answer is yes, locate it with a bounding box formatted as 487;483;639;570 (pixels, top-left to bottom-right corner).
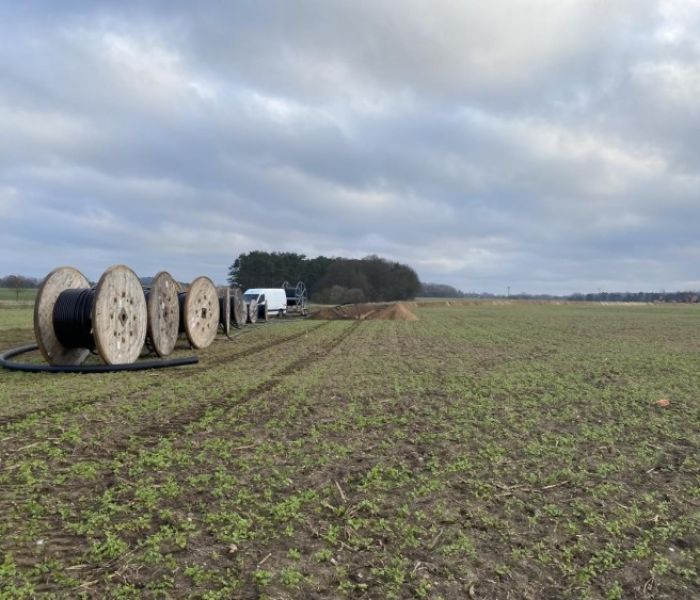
0;343;198;373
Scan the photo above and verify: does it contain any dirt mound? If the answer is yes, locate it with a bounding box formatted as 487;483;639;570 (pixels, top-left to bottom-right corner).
366;303;419;321
310;303;418;321
311;307;345;320
310;303;381;320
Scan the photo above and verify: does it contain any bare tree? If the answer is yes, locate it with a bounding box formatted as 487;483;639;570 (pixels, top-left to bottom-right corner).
5;275;23;301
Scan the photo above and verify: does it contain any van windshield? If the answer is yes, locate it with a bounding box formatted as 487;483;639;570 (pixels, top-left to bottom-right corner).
243;294;258;302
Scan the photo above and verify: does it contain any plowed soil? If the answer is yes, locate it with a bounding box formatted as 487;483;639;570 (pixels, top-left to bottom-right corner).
311;302;418;321
366;303;418;321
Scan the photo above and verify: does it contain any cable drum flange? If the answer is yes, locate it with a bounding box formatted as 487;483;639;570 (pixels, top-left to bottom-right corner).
145;271;180;357
231;287;246;328
93;265;148;365
179;276;219;349
34;267;92;366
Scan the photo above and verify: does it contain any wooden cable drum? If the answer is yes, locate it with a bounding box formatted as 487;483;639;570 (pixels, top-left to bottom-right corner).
34;265;148;366
218;287;231;337
231;288;246;327
178;276;219;349
247;298;258;324
145;271;180;357
34;266;92;366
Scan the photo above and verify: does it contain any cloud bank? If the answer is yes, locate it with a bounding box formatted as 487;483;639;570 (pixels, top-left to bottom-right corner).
1;0;699;293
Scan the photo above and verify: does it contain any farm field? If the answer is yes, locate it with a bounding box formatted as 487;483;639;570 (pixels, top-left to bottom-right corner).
0;303;699;599
0;288;37;301
0;288;36;310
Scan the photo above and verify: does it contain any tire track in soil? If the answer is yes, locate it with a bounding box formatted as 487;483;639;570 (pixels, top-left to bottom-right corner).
0;322;330;429
0;322;331;496
119;321;357;455
3;322;361;572
0;322;331;510
195;321;330;370
122;320;417;599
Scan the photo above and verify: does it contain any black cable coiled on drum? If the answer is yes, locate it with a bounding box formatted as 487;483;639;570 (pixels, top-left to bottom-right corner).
219;296;226;326
52;289;96;349
178;292;187;333
142;289;156;354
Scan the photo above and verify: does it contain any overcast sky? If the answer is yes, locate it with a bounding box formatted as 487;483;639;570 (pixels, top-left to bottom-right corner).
1;1;699;294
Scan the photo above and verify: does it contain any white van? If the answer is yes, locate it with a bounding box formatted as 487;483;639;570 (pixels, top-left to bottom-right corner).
243;288;289;318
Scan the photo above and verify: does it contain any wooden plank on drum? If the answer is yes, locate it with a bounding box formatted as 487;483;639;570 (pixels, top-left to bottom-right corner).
247;298;258;324
232;287;246;327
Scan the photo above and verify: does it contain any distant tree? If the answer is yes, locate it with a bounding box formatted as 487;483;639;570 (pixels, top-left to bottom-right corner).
316;256;419;302
228;251;307;289
344;287;366;304
228;251;421;302
300;256;334;297
418;283;465;298
318;260;370;298
328;285;347;305
3;274;37;300
5;275;21;300
565;290;700;303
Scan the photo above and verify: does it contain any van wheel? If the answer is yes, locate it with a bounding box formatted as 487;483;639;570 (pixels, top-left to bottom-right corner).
278;309;284;318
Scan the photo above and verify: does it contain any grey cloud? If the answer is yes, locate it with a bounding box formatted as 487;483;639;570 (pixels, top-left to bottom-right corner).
1;1;699;293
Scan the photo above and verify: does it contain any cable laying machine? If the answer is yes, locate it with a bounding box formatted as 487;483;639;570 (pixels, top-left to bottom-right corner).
282;281;308;316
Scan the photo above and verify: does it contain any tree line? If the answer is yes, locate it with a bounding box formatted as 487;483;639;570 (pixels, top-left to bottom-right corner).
0;275;40;301
228;251;421;303
567;291;700;303
417;285;700;303
463;291;700;303
417;283;465;298
0;275;40;289
7;265;699;305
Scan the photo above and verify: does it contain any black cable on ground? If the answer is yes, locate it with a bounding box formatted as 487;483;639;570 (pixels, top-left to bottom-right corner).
0;344;198;373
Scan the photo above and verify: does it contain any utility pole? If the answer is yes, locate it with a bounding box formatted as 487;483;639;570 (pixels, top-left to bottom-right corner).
507;286;510;298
